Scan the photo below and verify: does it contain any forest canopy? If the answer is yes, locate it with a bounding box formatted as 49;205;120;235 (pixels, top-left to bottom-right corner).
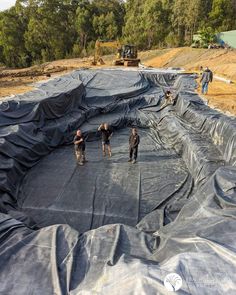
0;0;236;67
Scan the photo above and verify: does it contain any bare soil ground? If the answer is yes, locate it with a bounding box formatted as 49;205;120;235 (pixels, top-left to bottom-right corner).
0;57;93;98
144;47;236;80
196;79;236;115
0;47;235;116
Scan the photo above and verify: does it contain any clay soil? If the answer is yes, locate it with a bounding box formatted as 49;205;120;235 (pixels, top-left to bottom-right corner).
196;79;236;116
0;57;93;98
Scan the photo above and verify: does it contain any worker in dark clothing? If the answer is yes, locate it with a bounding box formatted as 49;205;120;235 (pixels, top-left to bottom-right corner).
161;90;176;109
128;128;140;164
165;90;174;105
200;67;213;95
98;123;113;157
74;129;86;165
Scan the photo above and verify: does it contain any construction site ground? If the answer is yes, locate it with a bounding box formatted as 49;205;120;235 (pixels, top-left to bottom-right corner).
0;47;235;115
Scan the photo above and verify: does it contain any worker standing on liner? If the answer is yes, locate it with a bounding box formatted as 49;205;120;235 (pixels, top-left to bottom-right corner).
128;128;140;164
200;67;213;95
74;129;86;166
98;123;113;157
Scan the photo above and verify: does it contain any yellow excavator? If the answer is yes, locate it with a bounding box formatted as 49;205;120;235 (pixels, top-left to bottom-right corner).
92;40;140;67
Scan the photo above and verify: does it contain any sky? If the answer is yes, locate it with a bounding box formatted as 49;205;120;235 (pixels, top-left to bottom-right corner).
0;0;16;11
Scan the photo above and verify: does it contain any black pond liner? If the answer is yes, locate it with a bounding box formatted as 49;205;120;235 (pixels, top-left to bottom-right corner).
0;69;236;294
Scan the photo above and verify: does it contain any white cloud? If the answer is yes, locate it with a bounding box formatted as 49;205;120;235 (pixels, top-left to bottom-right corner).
0;0;16;11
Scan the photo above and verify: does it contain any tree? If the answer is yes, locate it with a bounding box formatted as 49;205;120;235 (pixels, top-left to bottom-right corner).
171;0;189;45
75;0;124;55
24;0;77;63
93;12;118;40
0;6;30;67
209;0;236;31
142;0;167;48
92;0;125;36
198;27;217;46
123;0;146;48
124;0;169;49
75;0;93;51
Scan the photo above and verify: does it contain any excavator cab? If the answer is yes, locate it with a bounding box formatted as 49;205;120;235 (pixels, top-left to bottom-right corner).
113;44;140;67
114;44;140;66
121;45;138;59
92;40;140;67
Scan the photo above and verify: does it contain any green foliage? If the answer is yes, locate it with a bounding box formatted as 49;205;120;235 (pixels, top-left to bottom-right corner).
93;12;118;40
75;0;93;50
197;27;217;46
0;6;30;67
142;0;167;48
24;0;77;63
72;44;83;58
0;0;235;67
209;0;236;31
165;32;181;48
123;0;146;48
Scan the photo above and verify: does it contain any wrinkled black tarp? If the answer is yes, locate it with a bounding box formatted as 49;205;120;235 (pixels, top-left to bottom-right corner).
0;69;236;294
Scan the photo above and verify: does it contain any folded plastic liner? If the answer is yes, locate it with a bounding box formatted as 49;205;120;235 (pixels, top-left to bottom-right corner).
0;69;235;294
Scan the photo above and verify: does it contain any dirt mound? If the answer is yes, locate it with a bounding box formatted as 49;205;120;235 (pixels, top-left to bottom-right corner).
143;47;186;68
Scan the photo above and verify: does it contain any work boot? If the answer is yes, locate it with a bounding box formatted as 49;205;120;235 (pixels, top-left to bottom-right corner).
132;159;136;164
128;159;132;162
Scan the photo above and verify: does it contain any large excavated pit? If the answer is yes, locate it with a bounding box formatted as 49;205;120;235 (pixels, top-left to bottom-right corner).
0;69;236;294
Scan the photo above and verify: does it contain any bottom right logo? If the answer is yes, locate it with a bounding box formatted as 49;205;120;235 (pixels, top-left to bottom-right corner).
164;273;183;292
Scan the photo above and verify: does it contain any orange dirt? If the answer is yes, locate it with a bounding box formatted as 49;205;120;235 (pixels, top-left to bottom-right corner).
143;48;184;68
0;76;30;98
0;57;93;98
144;47;236;80
196;79;236;116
